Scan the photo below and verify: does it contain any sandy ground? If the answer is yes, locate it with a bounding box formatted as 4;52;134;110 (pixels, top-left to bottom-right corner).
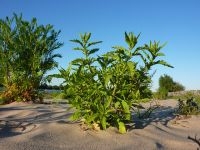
0;99;200;150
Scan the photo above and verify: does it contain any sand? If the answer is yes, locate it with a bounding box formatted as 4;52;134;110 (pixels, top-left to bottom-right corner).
0;99;200;150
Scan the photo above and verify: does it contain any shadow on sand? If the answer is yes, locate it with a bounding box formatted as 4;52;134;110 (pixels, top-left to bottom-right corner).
129;105;176;130
0;101;177;138
0;103;76;138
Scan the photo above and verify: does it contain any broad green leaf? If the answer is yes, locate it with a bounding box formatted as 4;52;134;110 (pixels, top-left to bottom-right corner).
155;60;174;68
89;48;99;55
70;39;84;47
121;100;130;114
118;121;126;134
124;113;131;120
73;47;84;51
88;41;102;47
97;103;105;112
101;116;107;130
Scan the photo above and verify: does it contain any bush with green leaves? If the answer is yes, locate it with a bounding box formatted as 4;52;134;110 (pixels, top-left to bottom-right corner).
53;32;172;133
0;14;63;103
177;98;200;115
157;74;185;99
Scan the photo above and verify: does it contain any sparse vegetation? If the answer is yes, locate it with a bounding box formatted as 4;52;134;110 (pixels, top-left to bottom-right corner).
176;97;200;115
171;91;200;103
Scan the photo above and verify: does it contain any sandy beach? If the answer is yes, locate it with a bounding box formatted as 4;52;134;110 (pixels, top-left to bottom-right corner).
0;99;200;150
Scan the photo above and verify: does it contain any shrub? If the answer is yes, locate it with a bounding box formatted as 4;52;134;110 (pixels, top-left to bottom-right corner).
173;82;185;92
177;98;200;115
157;74;185;99
0;13;63;103
52;32;173;133
155;87;169;99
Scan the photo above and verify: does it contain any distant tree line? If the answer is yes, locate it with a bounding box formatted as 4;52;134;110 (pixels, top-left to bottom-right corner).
157;74;185;99
39;83;64;90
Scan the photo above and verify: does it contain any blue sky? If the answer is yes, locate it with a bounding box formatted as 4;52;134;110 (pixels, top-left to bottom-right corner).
1;0;200;91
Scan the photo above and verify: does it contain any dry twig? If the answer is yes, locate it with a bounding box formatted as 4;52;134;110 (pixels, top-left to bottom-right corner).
188;135;200;150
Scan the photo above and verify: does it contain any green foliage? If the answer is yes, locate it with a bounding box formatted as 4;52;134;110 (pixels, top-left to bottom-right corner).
177;98;200;115
157;74;185;99
52;32;172;133
159;75;174;92
155;87;169;99
0;13;63;103
173;82;185;92
0;96;6;105
41;90;65;99
171;91;200;104
53;92;67;99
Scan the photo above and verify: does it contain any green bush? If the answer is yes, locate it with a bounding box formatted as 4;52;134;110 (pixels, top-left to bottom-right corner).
156;74;185;99
52;32;172;133
0;14;62;103
155;87;168;99
177;98;200;115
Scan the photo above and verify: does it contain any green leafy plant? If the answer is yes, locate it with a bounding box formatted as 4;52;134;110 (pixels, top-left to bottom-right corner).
155;87;169;99
52;32;172;133
156;74;185;99
0;13;63;103
177;97;200;115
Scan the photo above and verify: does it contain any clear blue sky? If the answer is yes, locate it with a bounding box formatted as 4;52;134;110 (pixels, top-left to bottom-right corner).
1;0;200;91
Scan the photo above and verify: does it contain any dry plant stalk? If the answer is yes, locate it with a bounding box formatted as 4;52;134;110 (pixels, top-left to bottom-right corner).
188;135;200;150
